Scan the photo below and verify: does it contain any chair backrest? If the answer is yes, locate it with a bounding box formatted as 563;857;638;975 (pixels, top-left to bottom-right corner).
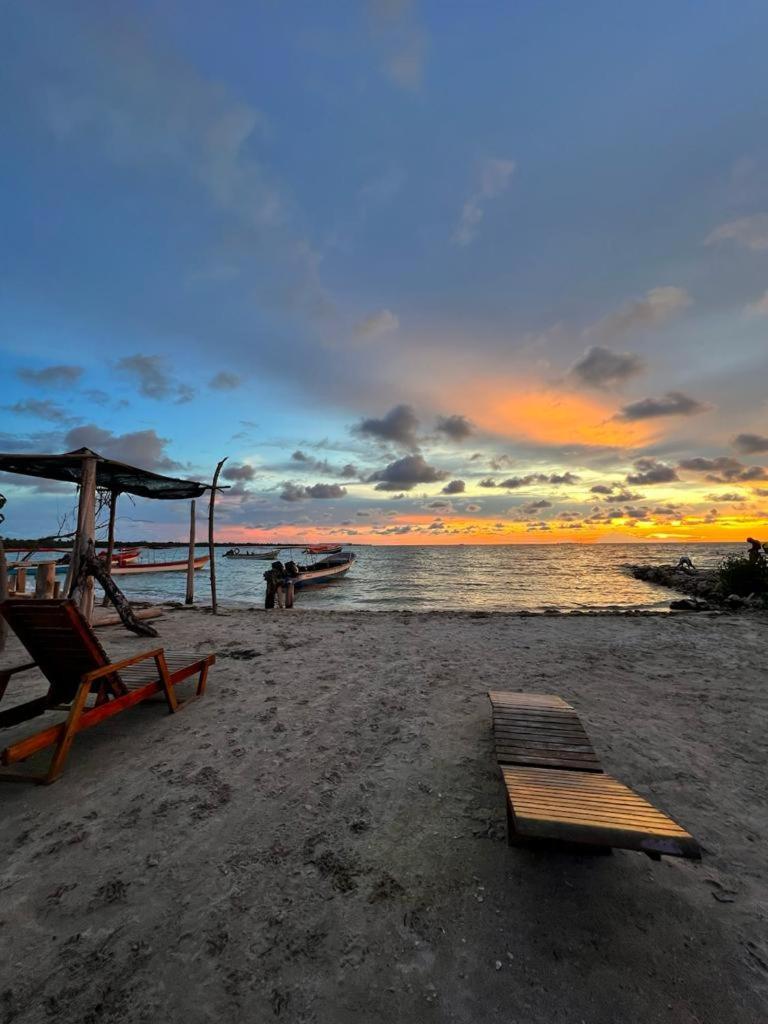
0;599;113;702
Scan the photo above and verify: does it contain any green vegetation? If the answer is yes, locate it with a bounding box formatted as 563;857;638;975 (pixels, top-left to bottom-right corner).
716;554;768;598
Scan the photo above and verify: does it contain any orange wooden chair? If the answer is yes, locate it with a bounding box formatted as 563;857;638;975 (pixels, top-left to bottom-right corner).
0;599;214;784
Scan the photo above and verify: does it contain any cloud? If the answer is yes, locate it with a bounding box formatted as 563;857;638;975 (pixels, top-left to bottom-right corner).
279;481;347;501
603;490;644;503
63;424;180;470
589;287;691;339
290;451;358;478
488;472;581;490
568;345;645;389
368;453;447;491
615;391;709;420
521;499;552;513
547;472;580;485
453;158;515;246
6;399;75;424
209;371;242;390
733;433;768;454
369;0;426;89
116;354;194;403
590;483;614;494
705;492;745;502
441;479;465;494
435;414;473;441
16;364;83;387
223;463;256;481
626;458;679;485
355;308;399;339
678;456;767;483
745;290;768;316
479;478;497;488
706;214;768;251
354;404;419;448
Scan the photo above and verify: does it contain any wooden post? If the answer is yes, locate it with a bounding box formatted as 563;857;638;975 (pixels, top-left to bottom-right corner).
15;567;27;594
102;488;118;607
71;455;97;622
35;562;56;599
208;458;227;614
185;499;196;605
0;539;7;651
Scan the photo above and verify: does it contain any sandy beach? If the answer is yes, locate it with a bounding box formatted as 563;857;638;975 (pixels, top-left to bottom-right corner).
1;607;766;1023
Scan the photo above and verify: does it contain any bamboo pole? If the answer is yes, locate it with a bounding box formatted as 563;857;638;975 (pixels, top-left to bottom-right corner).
0;539;7;651
208;459;227;614
71;455;97;622
102;488;118;607
185;499;196;605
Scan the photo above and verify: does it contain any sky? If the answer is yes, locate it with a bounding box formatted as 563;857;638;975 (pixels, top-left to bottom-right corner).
2;0;768;545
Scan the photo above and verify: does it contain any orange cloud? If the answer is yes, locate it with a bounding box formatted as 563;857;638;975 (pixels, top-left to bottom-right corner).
440;378;656;448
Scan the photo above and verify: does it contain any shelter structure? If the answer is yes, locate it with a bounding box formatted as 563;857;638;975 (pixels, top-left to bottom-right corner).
0;447;217;626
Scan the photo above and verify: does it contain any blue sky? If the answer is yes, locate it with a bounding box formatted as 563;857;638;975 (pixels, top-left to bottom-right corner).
2;1;768;543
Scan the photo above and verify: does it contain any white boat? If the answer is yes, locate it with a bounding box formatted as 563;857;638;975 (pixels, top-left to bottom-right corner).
292;552;356;587
112;555;209;575
224;547;280;560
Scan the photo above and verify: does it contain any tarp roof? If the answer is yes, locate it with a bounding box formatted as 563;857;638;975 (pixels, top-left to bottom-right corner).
0;448;210;500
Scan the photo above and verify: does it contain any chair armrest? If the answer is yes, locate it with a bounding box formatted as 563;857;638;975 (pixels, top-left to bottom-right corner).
0;661;38;679
81;648;165;685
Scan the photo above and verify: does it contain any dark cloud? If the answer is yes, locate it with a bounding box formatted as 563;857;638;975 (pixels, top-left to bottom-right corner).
435;414;473;441
495;472;580;490
353;404;419;449
116;353;194;404
521;499;553;512
63;424;181;470
569;345;645;388
368;454;447;491
733;433;768;454
479;477;497;488
441;479;466;494
626;458;679;485
616;391;709;421
6;399;75;424
603;490;644;503
209;371;242;391
705;492;745;502
290;450;357;478
590;483;614;494
223;463;256;481
279;481;347;501
548;472;580;485
678;456;767;483
16;364;83;387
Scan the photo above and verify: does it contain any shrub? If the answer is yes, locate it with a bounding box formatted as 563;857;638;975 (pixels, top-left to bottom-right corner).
716;554;768;597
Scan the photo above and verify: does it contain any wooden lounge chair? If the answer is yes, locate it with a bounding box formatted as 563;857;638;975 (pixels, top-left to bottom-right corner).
0;599;214;784
488;691;700;860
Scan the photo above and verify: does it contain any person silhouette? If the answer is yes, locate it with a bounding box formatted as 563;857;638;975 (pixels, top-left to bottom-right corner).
746;537;762;563
676;555;695;571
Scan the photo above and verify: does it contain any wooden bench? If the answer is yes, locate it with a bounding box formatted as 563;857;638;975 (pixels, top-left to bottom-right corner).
488;691;700;860
0;599;214;784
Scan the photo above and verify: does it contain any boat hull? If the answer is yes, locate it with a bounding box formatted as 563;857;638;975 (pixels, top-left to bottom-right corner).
293;555;355;587
112;556;209;575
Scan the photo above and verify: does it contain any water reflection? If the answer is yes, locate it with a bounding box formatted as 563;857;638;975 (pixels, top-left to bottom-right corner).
111;542;741;612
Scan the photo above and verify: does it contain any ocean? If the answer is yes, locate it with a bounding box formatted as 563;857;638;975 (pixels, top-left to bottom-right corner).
111;542;742;612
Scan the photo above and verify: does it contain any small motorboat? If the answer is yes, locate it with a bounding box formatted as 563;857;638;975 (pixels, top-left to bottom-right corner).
224;547;281;560
304;544;343;555
292;551;356;587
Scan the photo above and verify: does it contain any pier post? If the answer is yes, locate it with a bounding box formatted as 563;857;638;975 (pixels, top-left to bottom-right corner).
0;540;7;651
208;458;227;614
186;499;196;605
35;561;56;599
102;488;118;606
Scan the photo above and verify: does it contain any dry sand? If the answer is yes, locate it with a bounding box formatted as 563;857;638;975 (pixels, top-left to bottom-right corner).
1;607;766;1024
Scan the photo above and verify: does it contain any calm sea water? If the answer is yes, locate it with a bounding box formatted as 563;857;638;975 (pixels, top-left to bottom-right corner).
108;542;742;613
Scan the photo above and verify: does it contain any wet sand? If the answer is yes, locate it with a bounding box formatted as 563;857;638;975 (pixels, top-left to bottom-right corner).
1;607;766;1023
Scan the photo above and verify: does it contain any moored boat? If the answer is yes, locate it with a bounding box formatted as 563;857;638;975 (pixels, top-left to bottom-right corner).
303;544;343;555
112;555;209;575
224;547;280;559
292;551;355;587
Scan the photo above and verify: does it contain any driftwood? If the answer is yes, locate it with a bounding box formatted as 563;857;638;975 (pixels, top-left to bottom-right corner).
71;541;158;637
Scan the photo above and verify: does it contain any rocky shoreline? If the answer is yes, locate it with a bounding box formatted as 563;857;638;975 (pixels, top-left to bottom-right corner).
627;563;766;611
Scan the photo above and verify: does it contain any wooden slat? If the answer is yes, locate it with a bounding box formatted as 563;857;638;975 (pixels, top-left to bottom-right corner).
502;766;700;859
488;690;603;772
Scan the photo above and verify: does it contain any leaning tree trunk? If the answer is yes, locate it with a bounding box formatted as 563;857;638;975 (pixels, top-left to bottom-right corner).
72;541;158;637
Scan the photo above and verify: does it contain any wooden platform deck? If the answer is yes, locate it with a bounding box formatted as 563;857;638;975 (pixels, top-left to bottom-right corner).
502;765;701;859
488;691;701;860
488;691;604;773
